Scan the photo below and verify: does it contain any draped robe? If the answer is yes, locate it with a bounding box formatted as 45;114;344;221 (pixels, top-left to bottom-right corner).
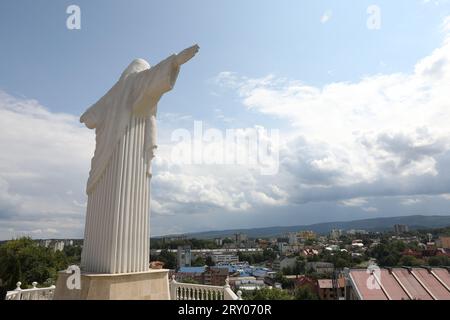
80;55;180;274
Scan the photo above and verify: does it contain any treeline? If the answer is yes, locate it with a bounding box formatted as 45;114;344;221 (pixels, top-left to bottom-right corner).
237;249;277;265
242;286;319;300
0;237;82;290
368;238;450;267
150;238;220;250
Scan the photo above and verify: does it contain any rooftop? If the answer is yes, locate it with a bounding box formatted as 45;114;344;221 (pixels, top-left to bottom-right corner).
349;267;450;300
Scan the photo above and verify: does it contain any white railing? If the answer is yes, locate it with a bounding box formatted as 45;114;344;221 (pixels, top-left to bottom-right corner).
170;276;242;300
5;277;243;301
5;282;56;300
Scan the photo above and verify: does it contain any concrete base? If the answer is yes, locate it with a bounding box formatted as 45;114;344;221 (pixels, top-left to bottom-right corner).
53;269;170;300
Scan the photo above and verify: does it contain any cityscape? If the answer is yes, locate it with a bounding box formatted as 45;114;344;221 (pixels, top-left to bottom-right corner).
1;0;450;309
2;219;449;300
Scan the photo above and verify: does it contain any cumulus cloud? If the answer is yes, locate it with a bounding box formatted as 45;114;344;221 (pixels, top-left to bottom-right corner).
0;91;93;239
3;16;450;238
0;91;285;238
216;16;450;208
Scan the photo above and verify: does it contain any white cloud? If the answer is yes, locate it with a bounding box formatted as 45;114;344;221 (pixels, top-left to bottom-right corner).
0;90;287;239
3;16;450;238
216;18;450;196
401;198;422;206
0;91;93;238
339;198;368;207
321;10;332;24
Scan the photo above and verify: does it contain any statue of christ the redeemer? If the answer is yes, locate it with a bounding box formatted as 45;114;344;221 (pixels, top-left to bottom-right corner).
80;45;199;274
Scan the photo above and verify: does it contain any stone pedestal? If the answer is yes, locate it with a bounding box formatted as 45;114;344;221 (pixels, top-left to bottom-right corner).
53;269;170;300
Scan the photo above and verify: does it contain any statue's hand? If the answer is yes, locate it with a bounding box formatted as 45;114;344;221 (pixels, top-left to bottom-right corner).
176;44;200;66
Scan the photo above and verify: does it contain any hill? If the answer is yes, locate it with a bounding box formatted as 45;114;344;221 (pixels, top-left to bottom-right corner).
158;215;450;239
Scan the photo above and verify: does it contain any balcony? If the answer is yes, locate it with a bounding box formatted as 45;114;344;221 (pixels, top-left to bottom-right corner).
170;276;242;300
5;277;242;300
6;282;56;300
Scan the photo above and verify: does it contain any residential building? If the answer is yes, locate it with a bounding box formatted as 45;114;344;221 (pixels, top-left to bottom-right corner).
285;275;317;292
394;224;409;234
175;266;205;283
257;239;269;249
436;236;450;249
317;278;345;300
298;231;316;241
177;245;191;268
351;239;364;248
346;229;368;235
278;242;290;255
300;248;319;258
236;279;266;291
203;266;229;286
234;233;247;244
212;253;239;265
288;232;298;245
272;257;298;272
329;229;343;240
305;262;334;274
53;241;65;252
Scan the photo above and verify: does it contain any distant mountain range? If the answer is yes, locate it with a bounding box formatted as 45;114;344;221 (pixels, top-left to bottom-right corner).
158;215;450;239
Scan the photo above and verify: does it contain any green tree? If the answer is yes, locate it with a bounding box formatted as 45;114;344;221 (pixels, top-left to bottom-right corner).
398;255;425;267
191;256;206;267
273;273;295;289
242;288;293;300
369;239;406;267
180;277;200;284
205;256;215;267
294;286;319;300
0;238;69;290
156;249;177;269
262;248;276;261
428;256;450;266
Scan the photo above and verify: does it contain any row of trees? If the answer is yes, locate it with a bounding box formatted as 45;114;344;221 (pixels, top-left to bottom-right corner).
242;286;319;300
150;238;219;250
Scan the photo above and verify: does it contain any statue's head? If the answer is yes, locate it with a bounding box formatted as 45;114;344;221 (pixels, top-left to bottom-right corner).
120;58;150;81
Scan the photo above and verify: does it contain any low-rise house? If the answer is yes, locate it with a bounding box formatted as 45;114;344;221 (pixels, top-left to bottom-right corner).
300;248;319;258
305;262;334;274
176;266;206;283
287;275;317;292
232;277;266;291
317;278;345;300
273;257;298;272
436;236;450;249
203;266;229;286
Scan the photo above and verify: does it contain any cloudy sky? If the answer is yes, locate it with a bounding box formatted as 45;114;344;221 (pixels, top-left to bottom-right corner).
1;0;450;239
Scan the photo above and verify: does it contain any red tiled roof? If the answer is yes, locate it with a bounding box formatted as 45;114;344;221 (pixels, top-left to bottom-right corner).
349;267;450;300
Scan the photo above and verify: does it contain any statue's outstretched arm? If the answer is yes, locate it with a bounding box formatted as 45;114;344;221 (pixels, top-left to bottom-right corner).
175;44;200;66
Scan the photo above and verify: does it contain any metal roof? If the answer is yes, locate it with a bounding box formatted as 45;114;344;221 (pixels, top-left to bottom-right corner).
178;266;206;273
349;267;450;300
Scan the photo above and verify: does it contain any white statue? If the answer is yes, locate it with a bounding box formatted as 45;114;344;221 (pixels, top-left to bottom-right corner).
80;45;199;274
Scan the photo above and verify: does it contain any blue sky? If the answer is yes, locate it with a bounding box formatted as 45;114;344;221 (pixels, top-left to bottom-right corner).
1;0;450;239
